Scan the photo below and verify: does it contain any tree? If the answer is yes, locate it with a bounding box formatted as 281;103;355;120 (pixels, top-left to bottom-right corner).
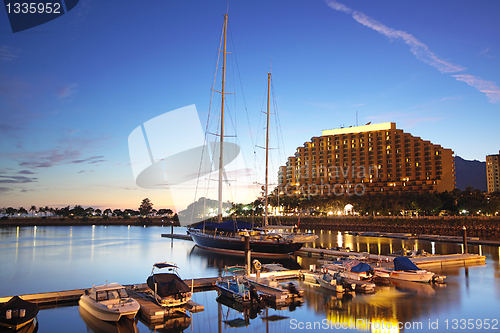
18;207;28;216
29;205;37;217
94;209;102;216
103;208;112;216
5;207;17;217
139;198;153;216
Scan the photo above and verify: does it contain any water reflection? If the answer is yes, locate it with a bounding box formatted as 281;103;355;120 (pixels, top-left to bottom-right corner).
1;226;500;332
79;306;139;333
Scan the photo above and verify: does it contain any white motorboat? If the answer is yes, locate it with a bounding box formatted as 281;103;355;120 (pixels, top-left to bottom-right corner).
374;257;438;283
79;283;140;322
146;262;192;308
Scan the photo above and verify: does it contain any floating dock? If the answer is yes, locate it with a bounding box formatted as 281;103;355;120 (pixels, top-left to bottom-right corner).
0;278;217;306
161;233;192;240
299;247;486;267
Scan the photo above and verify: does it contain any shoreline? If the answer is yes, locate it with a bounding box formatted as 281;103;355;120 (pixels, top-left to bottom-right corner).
2;216;500;241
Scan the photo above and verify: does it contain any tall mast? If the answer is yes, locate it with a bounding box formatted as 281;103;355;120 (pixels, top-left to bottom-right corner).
218;14;228;223
264;72;271;226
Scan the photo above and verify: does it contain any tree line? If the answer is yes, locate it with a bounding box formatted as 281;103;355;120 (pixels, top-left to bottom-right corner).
264;187;500;217
0;198;174;219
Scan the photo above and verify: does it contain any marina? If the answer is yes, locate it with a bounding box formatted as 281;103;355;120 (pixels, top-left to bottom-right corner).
1;225;500;332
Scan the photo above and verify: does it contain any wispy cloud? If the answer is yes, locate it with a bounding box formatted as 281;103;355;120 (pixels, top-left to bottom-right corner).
0;187;13;193
476;47;494;59
56;83;78;99
324;0;500;104
0;46;20;61
16;148;105;168
452;74;500;103
0;175;37;183
325;0;464;74
18;170;36;174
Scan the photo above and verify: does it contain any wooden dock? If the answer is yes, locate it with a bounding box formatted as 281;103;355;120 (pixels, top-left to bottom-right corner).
0;278;218;307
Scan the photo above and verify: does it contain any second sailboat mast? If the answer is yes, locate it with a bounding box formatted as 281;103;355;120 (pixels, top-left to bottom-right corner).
264;72;271;226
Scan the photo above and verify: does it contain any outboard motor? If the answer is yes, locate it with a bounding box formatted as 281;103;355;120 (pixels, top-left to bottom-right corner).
249;285;261;303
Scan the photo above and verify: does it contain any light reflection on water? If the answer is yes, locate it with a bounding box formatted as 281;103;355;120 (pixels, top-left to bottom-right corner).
1;226;500;332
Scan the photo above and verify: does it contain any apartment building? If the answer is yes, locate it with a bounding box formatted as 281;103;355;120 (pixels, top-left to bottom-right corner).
487;151;500;193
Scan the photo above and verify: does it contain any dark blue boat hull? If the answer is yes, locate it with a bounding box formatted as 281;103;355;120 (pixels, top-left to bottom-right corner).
189;231;303;258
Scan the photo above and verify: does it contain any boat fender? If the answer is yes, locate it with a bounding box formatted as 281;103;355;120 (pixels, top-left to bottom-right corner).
322;267;328;274
253;259;262;271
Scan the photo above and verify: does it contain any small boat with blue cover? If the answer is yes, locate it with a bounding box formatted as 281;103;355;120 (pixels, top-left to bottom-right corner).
374;257;440;283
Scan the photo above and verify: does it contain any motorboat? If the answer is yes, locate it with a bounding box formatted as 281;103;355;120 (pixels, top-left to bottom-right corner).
316;272;354;293
78;283;140;322
0;296;39;330
373;257;440;283
323;259;376;280
215;275;263;305
323;260;380;292
146;262;192;308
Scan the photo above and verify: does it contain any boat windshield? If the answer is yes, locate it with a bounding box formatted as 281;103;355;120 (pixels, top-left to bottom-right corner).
96;288;129;301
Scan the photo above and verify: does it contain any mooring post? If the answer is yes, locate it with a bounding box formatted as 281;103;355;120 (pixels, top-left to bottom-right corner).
462;226;468;254
171;221;174;235
244;234;250;275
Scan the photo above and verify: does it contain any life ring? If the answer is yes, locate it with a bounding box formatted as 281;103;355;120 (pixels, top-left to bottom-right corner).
322;267;328;274
253;259;262;271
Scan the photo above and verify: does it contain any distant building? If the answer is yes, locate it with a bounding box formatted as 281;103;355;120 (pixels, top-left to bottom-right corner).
486;151;500;193
278;122;455;196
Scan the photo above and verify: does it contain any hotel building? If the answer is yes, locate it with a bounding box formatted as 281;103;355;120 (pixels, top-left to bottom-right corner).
278;122;455;196
486;151;500;193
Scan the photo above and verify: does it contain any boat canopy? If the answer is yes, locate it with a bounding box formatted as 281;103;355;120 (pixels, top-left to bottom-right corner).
147;274;190;297
0;296;39;327
393;257;421;271
342;260;372;273
154;262;178;269
192;220;255;232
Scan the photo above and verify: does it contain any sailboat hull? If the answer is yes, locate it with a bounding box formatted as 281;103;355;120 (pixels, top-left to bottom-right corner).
189;232;303;258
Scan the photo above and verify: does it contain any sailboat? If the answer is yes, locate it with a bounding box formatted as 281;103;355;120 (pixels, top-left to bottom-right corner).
188;14;317;258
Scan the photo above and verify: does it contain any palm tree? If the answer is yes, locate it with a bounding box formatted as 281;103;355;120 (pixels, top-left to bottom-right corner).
38;207;45;217
103;208;112;216
44;206;50;217
29;205;37;217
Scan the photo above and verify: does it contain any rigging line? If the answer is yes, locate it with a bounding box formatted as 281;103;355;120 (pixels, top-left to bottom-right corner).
228;23;255;152
191;20;225;222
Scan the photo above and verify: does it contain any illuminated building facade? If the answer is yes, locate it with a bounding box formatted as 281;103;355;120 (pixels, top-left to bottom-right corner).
486;151;500;193
278;122;455;196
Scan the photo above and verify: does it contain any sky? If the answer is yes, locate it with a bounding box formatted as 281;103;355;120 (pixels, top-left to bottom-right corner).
1;0;499;212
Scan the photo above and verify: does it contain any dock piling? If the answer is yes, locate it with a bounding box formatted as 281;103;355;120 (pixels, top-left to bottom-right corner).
462;226;468;254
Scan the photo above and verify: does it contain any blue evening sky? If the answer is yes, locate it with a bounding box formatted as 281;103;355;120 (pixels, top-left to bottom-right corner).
1;0;499;211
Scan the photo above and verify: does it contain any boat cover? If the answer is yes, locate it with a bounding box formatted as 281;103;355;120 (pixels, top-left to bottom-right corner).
154;262;178;269
147;273;190;297
393;257;421;271
192;220;255;232
342;260;372;273
0;296;39;327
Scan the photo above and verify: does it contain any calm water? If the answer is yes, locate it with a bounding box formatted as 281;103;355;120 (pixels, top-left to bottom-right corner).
1;225;499;332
